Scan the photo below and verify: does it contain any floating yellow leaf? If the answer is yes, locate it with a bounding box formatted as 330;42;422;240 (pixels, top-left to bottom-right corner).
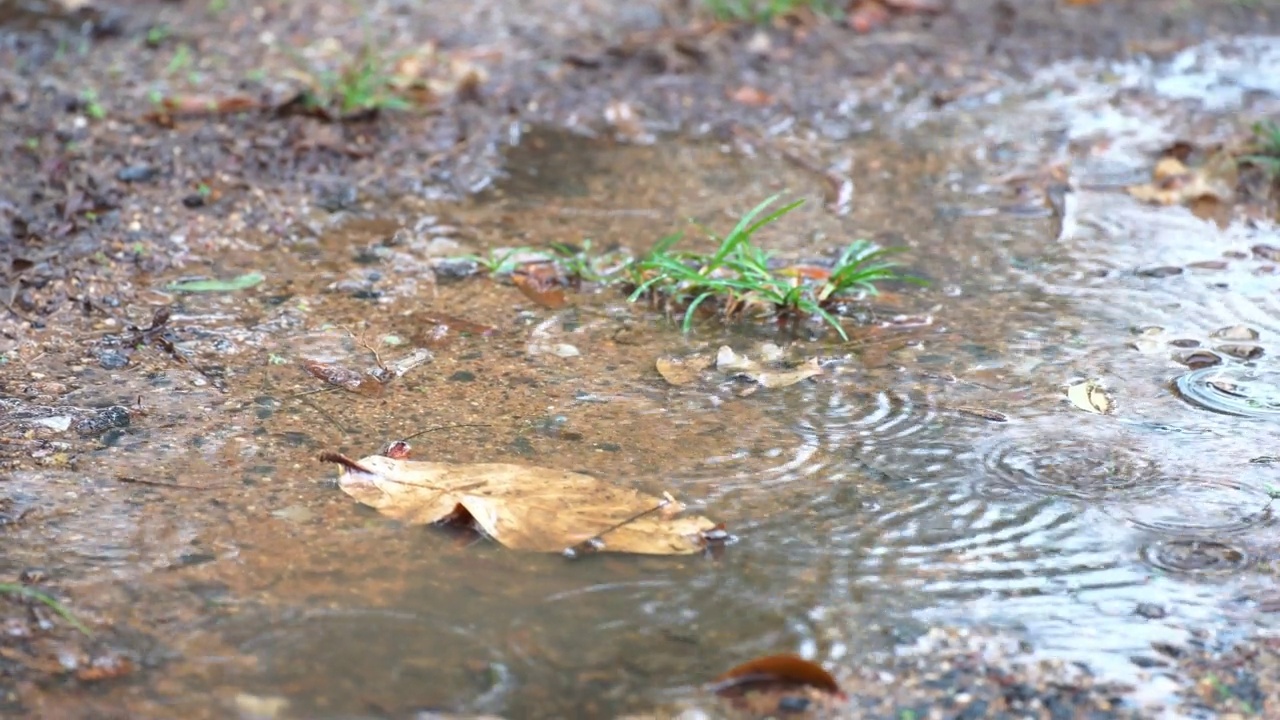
1066;380;1114;415
326;453;719;555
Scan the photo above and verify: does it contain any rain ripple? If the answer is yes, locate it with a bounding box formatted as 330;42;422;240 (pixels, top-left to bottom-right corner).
1174;366;1280;419
1138;540;1254;575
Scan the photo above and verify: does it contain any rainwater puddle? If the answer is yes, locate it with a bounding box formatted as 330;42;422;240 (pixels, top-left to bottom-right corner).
7;35;1280;719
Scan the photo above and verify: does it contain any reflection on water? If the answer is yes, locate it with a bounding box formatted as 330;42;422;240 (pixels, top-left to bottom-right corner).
6;36;1280;719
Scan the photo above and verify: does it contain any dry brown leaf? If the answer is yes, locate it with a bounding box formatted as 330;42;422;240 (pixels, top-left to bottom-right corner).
1127;154;1235;208
711;653;844;697
511;264;568;309
656;354;714;386
329;454;718;555
301;360;385;396
1066;379;1114;415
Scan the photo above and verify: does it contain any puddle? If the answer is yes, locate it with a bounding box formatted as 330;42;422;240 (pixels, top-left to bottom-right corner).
5;34;1280;718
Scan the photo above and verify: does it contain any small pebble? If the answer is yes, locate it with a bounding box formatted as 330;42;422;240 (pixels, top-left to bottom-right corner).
116;164;156;183
1213;325;1260;341
98;350;129;370
1135;602;1167;619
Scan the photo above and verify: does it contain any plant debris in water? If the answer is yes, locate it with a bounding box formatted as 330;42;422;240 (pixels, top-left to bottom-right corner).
1065;379;1115;415
323;443;721;555
656;344;822;390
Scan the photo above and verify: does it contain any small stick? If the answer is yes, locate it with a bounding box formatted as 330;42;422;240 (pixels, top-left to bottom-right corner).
399;423;493;442
346;326;388;374
318;452;377;475
115;476;228;490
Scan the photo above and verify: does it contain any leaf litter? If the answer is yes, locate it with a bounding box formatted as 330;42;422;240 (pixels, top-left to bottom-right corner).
656;344;822;390
323;445;722;556
708;652;847;715
1066;379;1115;415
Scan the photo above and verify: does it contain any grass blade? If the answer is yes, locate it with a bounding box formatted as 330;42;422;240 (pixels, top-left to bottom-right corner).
0;584;92;636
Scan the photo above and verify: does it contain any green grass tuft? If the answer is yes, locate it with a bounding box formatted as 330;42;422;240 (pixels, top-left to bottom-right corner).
1241;119;1280;177
625;195;919;339
704;0;844;22
459;195;920;339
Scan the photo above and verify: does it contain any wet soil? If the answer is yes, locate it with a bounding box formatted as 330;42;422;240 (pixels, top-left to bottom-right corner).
5;0;1280;719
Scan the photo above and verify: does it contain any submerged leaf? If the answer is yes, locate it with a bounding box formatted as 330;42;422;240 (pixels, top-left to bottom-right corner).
327;453;718;555
511;264;568;309
716;346;823;389
710;653;844;697
302;360;384;396
656;353;714;386
165;272;265;293
1066;379;1114;415
752;358;823;389
715;346;755;373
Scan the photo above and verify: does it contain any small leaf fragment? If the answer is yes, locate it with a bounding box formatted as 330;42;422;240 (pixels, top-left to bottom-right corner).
165;272;265;293
1066;379;1114;415
302;360;384;396
752;357;823;389
656;353;714;386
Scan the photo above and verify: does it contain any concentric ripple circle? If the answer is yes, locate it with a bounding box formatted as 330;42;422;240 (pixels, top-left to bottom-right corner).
1107;476;1274;535
1174;366;1280;418
1138;539;1253;575
978;437;1166;501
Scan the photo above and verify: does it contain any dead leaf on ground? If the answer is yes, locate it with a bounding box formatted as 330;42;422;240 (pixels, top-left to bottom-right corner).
1065;379;1114;415
656;353;714;386
706;650;844;702
605;100;652;143
143;95;261;126
511;263;568;309
848;1;893;32
1127;154;1236;209
716;346;823;388
302;360;385;396
325;452;719;555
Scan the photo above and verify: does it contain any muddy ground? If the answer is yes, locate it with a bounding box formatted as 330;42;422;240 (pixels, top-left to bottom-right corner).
4;0;1280;718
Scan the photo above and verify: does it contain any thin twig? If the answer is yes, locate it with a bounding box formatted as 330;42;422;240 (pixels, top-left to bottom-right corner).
115;476;230;490
400;423;493;442
346;325;387;374
299;396;348;435
318;452;376;475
